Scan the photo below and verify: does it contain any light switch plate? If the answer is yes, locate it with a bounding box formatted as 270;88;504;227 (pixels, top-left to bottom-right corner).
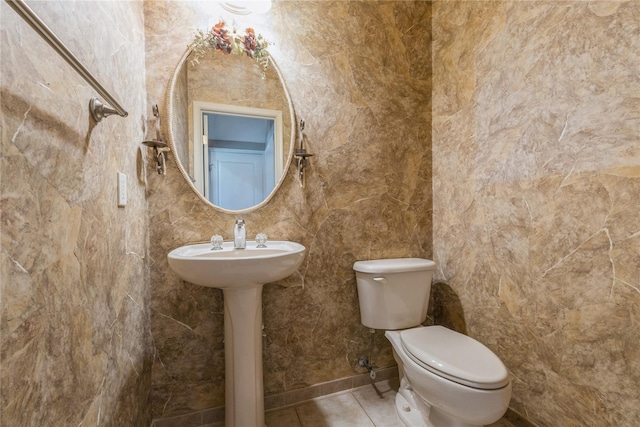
117;172;127;207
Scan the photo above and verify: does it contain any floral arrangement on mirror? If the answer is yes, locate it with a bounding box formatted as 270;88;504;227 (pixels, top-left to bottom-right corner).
189;21;270;75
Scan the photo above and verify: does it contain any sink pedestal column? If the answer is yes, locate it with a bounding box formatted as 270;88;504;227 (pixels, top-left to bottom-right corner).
166;241;306;427
223;285;264;427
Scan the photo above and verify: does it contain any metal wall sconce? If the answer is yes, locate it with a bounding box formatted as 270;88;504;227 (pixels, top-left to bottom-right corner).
294;119;314;188
142;105;170;174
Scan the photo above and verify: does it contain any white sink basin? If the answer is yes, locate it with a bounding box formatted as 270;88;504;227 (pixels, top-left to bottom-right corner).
167;240;305;289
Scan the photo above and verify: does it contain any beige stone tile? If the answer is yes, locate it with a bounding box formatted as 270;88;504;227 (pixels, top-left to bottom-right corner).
153;412;201;427
318;377;354;397
283;384;321;406
266;407;302;427
352;380;402;427
202;406;225;424
502;408;536;427
265;392;286;411
295;393;375;427
486;419;515;427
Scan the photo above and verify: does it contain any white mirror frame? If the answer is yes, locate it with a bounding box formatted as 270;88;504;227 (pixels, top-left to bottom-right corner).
166;49;296;214
192;101;283;203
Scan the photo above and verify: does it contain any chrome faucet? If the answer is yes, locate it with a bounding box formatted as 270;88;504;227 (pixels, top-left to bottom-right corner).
234;219;246;249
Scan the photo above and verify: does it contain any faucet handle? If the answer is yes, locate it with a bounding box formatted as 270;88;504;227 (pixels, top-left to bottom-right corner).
256;233;268;248
210;234;224;250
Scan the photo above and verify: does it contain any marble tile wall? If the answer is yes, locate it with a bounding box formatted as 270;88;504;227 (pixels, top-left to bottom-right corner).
1;1;152;425
432;1;640;426
144;0;432;419
5;1;635;425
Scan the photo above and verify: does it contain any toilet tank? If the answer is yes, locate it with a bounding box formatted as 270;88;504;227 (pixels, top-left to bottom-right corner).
353;258;436;330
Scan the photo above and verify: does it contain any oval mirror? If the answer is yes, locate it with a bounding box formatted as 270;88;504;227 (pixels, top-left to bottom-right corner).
166;45;295;213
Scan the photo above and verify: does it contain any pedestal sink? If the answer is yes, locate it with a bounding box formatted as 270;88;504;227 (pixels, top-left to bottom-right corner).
167;240;305;427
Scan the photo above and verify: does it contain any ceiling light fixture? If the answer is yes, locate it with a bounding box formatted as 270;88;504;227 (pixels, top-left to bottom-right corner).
219;0;272;15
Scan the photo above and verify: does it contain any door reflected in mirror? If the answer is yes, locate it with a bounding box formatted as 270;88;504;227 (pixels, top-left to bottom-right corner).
167;48;295;213
194;103;283;210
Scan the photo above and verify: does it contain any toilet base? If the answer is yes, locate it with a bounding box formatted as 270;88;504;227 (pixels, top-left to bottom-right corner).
396;391;431;427
395;378;486;427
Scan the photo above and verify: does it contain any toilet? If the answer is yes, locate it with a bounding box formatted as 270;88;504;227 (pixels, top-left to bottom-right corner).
353;258;511;427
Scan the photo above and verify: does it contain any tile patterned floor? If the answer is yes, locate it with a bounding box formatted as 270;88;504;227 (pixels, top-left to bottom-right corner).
204;378;519;427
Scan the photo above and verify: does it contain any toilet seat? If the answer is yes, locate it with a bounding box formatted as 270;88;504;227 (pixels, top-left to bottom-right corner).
400;326;510;390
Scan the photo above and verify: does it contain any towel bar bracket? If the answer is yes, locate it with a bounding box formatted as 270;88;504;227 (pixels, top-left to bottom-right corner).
90;98;121;123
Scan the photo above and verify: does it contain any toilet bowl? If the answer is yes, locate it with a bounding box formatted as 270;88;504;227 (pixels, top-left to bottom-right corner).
387;327;511;427
353;258;511;427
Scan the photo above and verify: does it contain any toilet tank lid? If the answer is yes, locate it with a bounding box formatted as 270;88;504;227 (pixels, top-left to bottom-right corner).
353;258;436;274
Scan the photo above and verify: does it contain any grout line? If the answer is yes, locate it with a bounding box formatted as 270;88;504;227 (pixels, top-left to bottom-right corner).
294;406;304;427
269;386;359;414
152;369;399;426
351;391;378;427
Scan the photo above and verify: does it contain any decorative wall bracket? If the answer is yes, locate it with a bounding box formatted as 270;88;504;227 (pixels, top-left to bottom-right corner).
142;105;170;174
294;119;314;188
